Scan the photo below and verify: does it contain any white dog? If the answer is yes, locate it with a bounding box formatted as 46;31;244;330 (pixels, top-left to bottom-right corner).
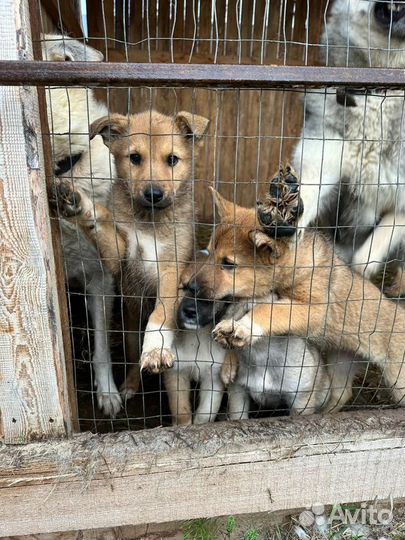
293;0;405;296
164;326;228;425
227;336;334;420
42;34;121;416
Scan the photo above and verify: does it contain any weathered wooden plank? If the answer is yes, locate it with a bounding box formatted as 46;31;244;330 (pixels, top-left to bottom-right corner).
0;61;405;88
30;0;79;432
0;0;71;443
0;411;404;537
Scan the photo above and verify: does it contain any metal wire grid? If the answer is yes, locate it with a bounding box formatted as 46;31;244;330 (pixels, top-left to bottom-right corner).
39;0;405;67
34;0;405;432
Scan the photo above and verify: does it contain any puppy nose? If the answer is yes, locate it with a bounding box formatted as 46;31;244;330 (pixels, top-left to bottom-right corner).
187;278;198;294
143;185;164;205
182;301;197;319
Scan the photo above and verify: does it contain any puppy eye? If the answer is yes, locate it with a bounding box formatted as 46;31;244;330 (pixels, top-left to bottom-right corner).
130;153;142;165
167;154;179;167
221;258;237;270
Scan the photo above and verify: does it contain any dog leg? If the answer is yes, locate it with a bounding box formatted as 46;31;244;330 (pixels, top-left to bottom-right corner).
287;352;331;416
55;181;122;416
352;211;405;283
87;278;122;417
213;299;315;349
321;350;358;413
292;138;343;229
220;351;239;386
55;181;126;275
227;383;250;420
141;264;183;374
120;304;142;400
164;369;192;426
194;373;224;424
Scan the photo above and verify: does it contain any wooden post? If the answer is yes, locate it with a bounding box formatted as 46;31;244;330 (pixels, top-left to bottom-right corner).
0;0;71;443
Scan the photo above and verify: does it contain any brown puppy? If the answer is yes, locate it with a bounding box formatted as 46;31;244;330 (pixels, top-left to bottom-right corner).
179;166;405;407
58;109;209;398
55;185;238;424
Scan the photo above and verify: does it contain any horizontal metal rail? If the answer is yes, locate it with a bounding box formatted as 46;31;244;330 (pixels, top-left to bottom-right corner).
0;61;405;88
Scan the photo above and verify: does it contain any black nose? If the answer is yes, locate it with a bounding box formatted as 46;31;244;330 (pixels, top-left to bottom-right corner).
178;297;198;328
182;301;197;319
187;278;198;295
143;185;164;205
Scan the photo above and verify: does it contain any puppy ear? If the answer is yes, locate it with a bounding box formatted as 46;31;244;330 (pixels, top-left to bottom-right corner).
42;34;104;62
248;230;276;256
175;111;210;142
90;115;129;147
209;187;234;220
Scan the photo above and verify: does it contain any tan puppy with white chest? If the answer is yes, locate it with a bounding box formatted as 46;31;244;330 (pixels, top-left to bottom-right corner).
58;109;209;398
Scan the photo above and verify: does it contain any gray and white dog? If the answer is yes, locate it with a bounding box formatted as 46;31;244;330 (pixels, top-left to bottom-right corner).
293;0;405;296
43;35;121;416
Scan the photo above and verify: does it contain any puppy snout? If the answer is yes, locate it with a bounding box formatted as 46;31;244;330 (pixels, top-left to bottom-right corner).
142;185;164;206
178;296;199;328
182;300;198;320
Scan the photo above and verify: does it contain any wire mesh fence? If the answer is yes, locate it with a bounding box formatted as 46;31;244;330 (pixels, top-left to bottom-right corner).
33;0;405;433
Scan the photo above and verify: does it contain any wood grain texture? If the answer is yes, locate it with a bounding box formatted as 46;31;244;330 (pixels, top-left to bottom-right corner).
0;410;405;537
29;0;79;432
0;0;70;443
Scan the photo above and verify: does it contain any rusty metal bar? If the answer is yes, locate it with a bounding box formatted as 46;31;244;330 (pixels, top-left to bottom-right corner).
0;61;404;88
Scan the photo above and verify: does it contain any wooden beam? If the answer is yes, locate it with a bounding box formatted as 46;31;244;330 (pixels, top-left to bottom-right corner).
0;410;404;537
0;0;71;442
0;61;405;88
30;0;79;433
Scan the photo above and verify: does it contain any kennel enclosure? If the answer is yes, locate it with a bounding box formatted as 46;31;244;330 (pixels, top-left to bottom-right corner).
1;0;405;537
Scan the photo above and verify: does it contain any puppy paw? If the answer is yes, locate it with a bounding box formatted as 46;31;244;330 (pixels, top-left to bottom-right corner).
53;181;83;217
384;267;405;298
53;181;96;230
120;385;137;401
213;320;253;349
140;348;174;374
97;390;122;418
257;165;303;237
120;365;141;401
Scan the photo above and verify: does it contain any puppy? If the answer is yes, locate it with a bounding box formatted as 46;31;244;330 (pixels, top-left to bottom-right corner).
179;166;405;408
55;194;230;425
42;34;121;416
60;109;209;400
292;1;405;296
178;238;337;420
179;293;335;419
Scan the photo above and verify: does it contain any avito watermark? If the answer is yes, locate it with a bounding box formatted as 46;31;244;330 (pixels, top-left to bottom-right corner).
299;499;393;528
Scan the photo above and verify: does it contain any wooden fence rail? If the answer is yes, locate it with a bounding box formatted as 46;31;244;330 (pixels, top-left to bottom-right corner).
1;410;405;537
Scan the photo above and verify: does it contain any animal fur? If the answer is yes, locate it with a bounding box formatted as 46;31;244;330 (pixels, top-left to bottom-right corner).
57;109;210;403
178;187;350;416
42;34;121;417
179;167;405;409
55;196;231;426
292;0;405;297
